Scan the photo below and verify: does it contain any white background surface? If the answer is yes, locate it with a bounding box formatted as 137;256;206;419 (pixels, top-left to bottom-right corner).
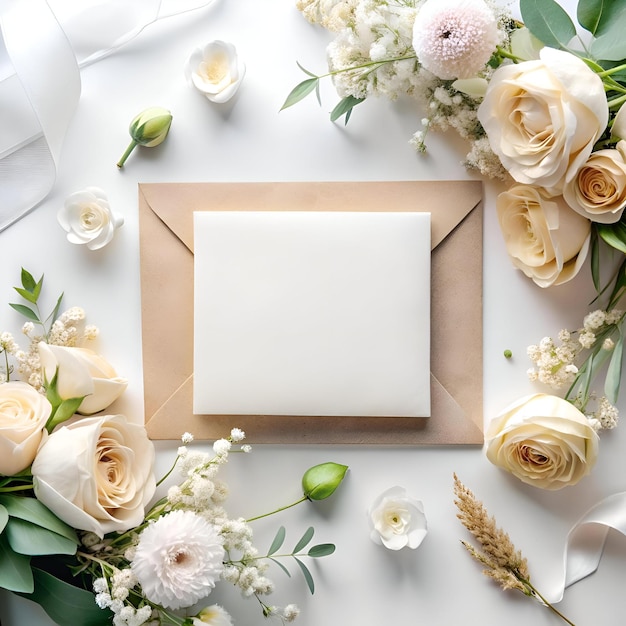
1;0;626;625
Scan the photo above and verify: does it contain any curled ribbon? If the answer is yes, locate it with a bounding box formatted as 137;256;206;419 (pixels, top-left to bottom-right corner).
0;0;216;232
548;491;626;603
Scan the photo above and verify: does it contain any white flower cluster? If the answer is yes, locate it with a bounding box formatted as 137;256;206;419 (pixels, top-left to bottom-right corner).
296;0;513;179
527;309;624;430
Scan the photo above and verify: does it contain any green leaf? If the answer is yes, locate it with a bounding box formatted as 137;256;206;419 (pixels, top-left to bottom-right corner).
18;567;113;626
608;261;626;309
0;503;8;534
520;0;577;49
578;0;626;56
330;95;365;125
296;61;318;78
605;330;624;403
293;526;314;553
8;303;39;322
269;557;291;578
308;543;335;557
596;222;626;254
280;77;320;111
13;287;39;304
46;292;64;326
19;268;38;293
590;230;601;292
268;526;286;556
0;533;33;593
6;518;78;556
0;495;79;544
294;556;315;594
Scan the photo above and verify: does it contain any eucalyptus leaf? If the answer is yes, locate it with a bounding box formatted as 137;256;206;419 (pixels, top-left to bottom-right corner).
578;0;626;40
8;303;39;322
591;31;626;61
293;526;314;553
0;533;33;593
17;567;113;626
269;556;291;578
0;503;8;534
308;543;335;557
605;330;624;403
520;0;577;49
268;526;286;556
280;77;319;110
6;518;78;556
0;495;79;543
294;556;315;594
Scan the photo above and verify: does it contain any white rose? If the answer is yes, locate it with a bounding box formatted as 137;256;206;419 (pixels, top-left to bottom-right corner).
563;141;626;223
0;381;51;475
478;48;608;192
367;486;427;550
31;414;156;537
58;187;123;251
497;184;591;287
184;41;245;103
38;343;127;415
485;394;599;490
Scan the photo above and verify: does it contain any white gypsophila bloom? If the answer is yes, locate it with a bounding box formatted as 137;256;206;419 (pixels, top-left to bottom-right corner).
412;0;501;79
282;604;301;622
579;331;596;349
230;427;245;442
584;310;606;330
603;337;615;351
606;309;624;324
93;578;108;593
131;510;225;610
213;438;231;455
182;432;194;444
596;397;619;429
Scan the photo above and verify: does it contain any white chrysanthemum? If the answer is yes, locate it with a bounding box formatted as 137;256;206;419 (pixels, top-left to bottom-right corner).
412;0;500;79
131;510;225;610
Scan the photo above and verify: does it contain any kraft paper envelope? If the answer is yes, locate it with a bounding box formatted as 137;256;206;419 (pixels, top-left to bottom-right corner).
138;181;483;444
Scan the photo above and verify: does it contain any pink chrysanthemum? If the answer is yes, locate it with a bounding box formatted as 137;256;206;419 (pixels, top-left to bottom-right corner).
131;510;224;610
412;0;500;80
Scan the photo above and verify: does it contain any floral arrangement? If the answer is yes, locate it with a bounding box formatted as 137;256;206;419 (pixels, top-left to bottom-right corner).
0;269;347;625
285;0;626;490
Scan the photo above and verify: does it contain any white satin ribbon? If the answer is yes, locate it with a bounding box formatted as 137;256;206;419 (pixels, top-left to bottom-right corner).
0;0;215;232
548;491;626;603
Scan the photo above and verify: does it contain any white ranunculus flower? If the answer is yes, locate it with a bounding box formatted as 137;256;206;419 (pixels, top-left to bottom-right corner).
368;486;427;550
0;381;51;475
478;48;608;193
412;0;501;80
31;414;156;537
485;394;599;490
132;510;225;610
38;342;127;415
563;141;626;224
496;184;591;288
58;187;123;250
184;41;245;103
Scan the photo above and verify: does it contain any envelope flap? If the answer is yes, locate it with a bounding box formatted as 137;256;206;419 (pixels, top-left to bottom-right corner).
139;181;483;252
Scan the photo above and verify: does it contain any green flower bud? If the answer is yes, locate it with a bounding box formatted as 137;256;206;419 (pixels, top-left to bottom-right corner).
117;106;173;168
302;462;348;501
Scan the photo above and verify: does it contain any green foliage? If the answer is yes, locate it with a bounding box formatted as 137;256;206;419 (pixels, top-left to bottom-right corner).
266;525;336;595
280;63;321;110
330;95;365;124
17;567;112;626
520;0;577;50
0;533;33;593
8;268;63;340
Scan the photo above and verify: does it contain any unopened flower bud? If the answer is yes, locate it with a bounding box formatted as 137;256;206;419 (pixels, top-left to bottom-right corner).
117;106;173;168
302;462;348;501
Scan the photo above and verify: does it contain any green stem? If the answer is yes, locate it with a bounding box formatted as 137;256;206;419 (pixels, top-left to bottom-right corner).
523;579;577;626
245;496;308;522
0;484;34;493
597;62;626;78
117;139;137;168
156;455;181;487
607;93;626;109
318;54;417;81
495;46;522;62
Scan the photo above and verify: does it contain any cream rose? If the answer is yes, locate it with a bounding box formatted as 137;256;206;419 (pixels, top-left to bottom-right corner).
485;394;599;490
0;381;51;475
184;41;245;103
563;141;626;224
497;184;591;287
38;342;127;415
478;48;608;192
31;414;156;537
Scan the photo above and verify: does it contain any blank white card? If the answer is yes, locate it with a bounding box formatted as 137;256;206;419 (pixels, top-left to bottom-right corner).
193;211;431;417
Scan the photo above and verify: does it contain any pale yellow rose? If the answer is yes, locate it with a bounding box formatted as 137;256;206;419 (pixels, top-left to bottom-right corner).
38;342;127;415
563;142;626;224
0;381;51;475
31;414;156;537
497;184;591;287
478;48;608;192
485;394;599;490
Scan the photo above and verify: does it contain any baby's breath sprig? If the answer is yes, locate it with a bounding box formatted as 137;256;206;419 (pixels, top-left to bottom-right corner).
453;474;577;626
